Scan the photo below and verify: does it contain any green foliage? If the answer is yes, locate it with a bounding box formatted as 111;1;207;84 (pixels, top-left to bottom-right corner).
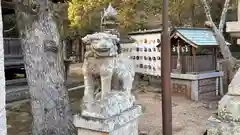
68;0;106;36
68;0;163;36
53;3;70;39
67;0;238;37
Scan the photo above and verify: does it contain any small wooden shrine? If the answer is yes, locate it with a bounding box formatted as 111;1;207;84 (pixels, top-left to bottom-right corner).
169;27;230;74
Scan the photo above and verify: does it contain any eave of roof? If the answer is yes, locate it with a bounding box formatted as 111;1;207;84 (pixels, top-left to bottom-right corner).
171;27;231;47
128;28;162;35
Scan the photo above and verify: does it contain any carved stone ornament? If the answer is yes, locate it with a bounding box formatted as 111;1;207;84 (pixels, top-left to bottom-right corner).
103;3;117;18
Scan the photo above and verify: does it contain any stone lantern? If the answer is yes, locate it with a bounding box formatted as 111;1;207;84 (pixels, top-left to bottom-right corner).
101;3;119;36
101;3;135;54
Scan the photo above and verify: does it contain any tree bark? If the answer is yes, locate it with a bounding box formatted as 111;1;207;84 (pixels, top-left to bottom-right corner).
219;0;231;33
14;1;76;135
0;0;7;134
201;0;236;80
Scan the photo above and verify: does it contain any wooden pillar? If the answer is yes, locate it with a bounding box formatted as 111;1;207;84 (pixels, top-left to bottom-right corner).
79;39;83;62
190;46;193;56
76;38;80;62
81;40;86;62
65;38;73;59
170;44;172;71
180;44;183;73
213;47;217;71
192;47;197;72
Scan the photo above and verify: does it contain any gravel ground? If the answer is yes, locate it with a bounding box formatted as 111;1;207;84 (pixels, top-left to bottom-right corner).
6;87;215;135
137;92;215;135
6;63;216;135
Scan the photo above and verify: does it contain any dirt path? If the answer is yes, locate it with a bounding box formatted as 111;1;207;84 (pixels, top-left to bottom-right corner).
6;63;215;135
137;92;215;135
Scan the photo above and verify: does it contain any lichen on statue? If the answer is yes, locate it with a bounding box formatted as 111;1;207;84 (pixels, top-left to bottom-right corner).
81;32;135;110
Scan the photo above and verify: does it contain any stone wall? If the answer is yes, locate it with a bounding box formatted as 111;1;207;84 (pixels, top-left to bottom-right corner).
171;79;192;98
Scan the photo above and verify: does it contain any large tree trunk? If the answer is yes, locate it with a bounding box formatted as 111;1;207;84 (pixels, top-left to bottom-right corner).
201;0;236;80
0;0;7;134
14;1;76;135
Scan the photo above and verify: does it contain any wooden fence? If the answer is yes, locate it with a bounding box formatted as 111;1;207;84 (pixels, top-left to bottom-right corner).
68;38;86;63
172;55;215;73
3;37;86;62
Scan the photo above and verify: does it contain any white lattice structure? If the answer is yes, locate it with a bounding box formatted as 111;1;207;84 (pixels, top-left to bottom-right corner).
120;29;162;76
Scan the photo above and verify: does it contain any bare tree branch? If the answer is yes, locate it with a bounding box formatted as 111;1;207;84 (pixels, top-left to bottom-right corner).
219;0;231;33
201;0;236;80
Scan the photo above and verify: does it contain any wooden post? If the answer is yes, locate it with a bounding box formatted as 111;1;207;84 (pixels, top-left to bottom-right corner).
76;38;80;62
213;47;217;71
79;39;82;62
192;47;197;72
66;37;73;59
161;0;172;133
190;46;193;56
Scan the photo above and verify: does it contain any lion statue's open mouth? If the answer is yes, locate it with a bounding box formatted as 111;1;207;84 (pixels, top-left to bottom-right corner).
82;32;119;58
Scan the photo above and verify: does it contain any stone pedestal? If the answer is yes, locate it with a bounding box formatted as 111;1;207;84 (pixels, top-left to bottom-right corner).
73;91;142;135
207;69;240;134
207;95;240;134
207;115;240;135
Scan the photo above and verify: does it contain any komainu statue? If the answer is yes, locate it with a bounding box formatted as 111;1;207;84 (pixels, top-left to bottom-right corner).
81;32;135;110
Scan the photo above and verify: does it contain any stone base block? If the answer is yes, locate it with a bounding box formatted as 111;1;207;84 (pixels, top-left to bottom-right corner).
82;91;136;119
73;105;142;135
218;95;240;122
77;119;138;135
207;116;240;135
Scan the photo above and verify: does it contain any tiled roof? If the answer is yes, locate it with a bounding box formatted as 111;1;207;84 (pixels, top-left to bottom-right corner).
174;27;231;46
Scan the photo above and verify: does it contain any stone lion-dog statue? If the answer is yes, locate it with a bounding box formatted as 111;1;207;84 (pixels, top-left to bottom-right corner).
81;32;135;109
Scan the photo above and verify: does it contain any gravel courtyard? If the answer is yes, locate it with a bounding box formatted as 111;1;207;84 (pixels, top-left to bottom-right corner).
6;63;216;135
6;88;215;135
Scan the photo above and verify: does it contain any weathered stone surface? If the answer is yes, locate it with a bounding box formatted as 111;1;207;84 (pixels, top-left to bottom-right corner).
73;105;142;133
206;94;240;135
218;95;240;122
76;26;141;135
207;115;240;135
81;32;135;109
77;118;138;135
228;68;240;95
82;91;136;119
